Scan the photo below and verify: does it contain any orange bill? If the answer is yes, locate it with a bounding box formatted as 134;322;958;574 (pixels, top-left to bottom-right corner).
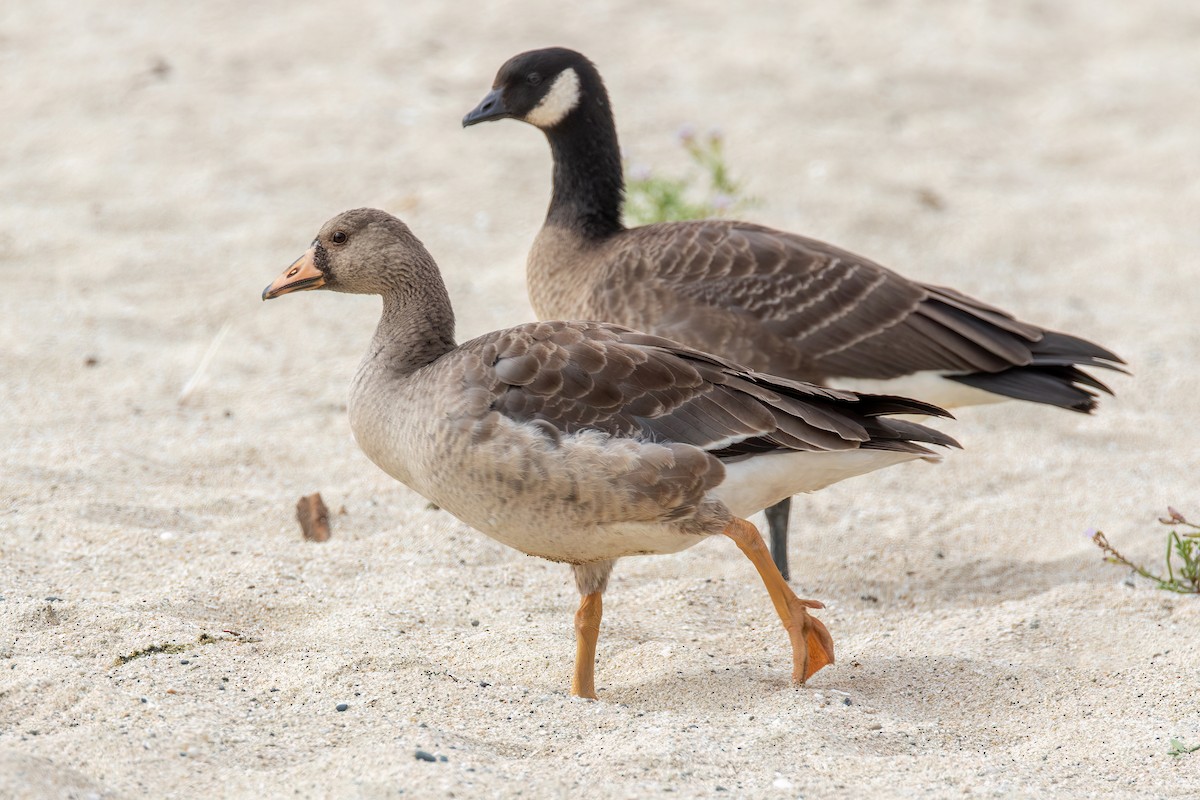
262;247;325;300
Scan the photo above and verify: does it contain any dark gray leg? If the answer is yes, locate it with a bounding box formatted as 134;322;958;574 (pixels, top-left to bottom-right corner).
763;497;792;581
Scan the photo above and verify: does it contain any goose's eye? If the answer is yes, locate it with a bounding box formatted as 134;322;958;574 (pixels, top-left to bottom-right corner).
527;72;542;86
331;231;348;244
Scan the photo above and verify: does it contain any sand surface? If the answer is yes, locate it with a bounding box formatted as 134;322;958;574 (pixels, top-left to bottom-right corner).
3;1;1199;797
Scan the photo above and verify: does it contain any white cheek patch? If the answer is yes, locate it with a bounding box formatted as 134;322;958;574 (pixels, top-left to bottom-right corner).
524;67;581;128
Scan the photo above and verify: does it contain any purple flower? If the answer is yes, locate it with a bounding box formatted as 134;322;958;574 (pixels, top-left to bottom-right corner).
676;123;697;143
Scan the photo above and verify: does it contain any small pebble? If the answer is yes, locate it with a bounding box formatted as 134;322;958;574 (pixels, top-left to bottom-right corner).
336;703;349;712
842;697;852;706
438;755;448;763
180;660;190;665
470;620;480;627
414;750;436;762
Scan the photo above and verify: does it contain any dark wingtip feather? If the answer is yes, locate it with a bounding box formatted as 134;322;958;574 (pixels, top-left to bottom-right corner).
942;321;1128;414
853;394;957;420
949;365;1111;413
1033;330;1127;368
863;416;962;452
750;376;961;455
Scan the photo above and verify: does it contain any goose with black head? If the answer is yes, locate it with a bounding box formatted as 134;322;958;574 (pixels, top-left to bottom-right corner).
463;47;1125;580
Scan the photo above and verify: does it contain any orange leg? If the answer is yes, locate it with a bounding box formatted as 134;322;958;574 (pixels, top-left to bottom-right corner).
571;592;603;699
723;517;834;684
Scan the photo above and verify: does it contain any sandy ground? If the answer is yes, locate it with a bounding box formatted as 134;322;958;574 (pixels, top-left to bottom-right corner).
3;1;1199;797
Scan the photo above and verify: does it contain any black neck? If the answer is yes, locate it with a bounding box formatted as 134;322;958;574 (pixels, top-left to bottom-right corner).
543;90;625;240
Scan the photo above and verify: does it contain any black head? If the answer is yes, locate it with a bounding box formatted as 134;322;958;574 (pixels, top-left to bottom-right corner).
462;48;604;130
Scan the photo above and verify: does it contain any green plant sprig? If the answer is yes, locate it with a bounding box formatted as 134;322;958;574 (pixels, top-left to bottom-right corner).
1168;738;1200;758
624;126;756;226
1089;507;1200;594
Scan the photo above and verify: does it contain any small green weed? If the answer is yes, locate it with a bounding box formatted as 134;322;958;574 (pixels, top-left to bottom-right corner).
1168;738;1200;758
624;126;755;226
1089;507;1200;594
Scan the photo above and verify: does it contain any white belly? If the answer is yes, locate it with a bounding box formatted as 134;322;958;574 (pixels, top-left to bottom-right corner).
713;448;928;519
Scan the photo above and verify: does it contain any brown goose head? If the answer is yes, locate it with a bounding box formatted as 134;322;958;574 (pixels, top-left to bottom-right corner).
262;208;432;300
462;47;606;131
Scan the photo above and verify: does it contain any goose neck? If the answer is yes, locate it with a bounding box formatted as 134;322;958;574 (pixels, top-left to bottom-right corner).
544;103;626;240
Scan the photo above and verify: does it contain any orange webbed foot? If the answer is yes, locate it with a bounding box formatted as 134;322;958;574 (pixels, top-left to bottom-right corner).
786;597;834;683
722;517;835;686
